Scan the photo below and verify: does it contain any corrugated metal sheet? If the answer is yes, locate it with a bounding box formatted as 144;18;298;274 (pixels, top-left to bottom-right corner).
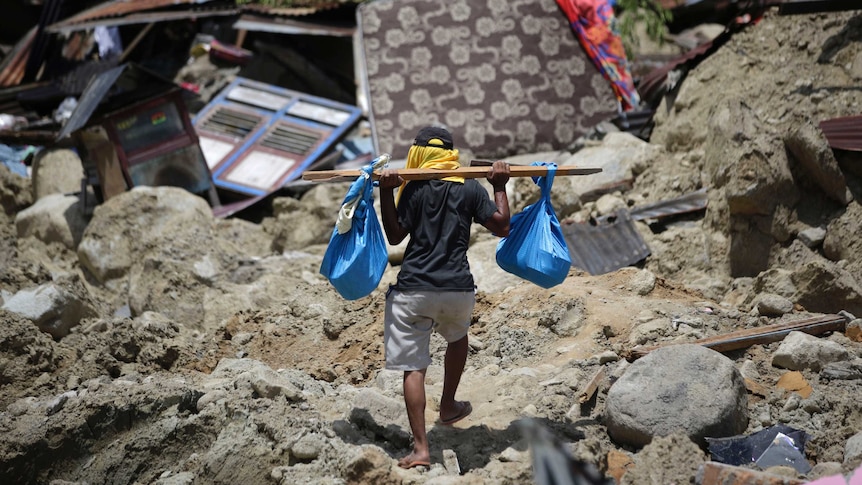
50;8;239;33
233;14;355;37
56;64;125;140
48;0;220;31
637;31;728;109
0;27;36;87
240;3;342;17
562;209;651;276
47;0;345;34
627;188;708;221
819;115;862;151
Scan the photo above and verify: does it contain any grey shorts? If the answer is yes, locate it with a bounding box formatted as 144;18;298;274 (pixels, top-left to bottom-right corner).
383;288;475;371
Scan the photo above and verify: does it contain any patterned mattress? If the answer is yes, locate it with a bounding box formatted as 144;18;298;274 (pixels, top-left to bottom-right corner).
356;0;618;160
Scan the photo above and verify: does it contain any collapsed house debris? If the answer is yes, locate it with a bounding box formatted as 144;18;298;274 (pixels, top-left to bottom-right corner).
60;63;218;211
3;3;862;484
193;76;362;213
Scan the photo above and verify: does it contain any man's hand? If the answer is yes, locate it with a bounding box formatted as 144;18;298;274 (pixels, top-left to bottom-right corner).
487;161;510;189
378;169;403;189
483;161;511;237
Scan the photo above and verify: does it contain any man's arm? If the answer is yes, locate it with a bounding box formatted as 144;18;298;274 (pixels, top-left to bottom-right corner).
378;170;409;245
481;161;510;237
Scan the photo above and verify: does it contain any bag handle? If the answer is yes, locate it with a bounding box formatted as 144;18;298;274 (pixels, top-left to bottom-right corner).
530;162;557;201
336;154;391;234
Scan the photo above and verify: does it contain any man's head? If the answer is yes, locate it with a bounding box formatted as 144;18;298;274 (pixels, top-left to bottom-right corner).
413;126;454;150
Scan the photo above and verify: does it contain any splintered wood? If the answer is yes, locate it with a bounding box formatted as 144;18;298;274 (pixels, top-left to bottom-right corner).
578;367;606;404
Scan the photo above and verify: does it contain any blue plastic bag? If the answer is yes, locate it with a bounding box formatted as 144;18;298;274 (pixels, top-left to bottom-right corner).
496;162;571;288
319;157;389;300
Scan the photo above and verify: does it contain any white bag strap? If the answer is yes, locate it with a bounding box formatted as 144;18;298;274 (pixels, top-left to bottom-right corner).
335;154;390;235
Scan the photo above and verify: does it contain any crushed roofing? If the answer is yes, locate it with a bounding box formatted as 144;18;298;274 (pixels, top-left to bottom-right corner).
563;209;651;276
57;0;223;27
820;115;862;152
51;0;352;30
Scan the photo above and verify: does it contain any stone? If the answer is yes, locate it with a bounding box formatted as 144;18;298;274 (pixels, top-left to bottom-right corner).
15;194;88;249
772;331;852;372
629;269;657;296
755;293;794;317
604;344;748;447
797;227;826;248
784;122;852;205
1;283;96;339
30;148;84;200
845;432;862;469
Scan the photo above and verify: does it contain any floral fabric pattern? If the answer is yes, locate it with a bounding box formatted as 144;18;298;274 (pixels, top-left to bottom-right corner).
358;0;617;160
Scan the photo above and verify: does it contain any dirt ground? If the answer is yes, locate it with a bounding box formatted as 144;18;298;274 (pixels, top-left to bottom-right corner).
2;6;862;485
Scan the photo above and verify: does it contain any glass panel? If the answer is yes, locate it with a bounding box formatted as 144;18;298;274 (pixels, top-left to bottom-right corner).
127;144;212;194
114;102;185;154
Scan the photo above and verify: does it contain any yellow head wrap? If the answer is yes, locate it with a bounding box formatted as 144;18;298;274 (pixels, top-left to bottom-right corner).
395;142;464;205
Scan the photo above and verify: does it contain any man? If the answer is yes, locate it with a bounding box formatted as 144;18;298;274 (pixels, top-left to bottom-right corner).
377;126;511;469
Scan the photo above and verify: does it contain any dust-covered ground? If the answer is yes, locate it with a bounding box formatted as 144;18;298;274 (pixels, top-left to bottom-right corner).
2;7;862;485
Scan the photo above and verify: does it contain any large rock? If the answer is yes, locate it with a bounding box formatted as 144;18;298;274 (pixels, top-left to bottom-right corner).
1;282;97;339
706;97;799;216
557;132;659;204
467;237;526;294
771;331;852;372
791;259;862;317
30;148;84;200
77;186;214;283
348;388;411;448
0;163;33;215
269;184;348;252
823;202;862;279
784;121;853;206
15;194;88;249
605;344;748;447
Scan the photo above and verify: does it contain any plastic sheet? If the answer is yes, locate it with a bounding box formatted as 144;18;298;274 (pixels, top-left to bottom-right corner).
706;424;811;474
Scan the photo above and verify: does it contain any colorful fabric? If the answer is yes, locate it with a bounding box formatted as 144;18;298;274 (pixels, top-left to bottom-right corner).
556;0;641;111
395;144;463;205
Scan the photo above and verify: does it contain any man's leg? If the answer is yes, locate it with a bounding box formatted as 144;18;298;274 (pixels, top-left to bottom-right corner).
400;368;431;468
439;335;471;423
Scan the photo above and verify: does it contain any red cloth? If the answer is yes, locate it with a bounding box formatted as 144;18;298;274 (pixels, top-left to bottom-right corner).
557;0;641;111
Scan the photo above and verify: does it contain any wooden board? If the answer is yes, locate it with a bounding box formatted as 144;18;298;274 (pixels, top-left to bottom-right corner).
301;165;603;182
624;314;848;361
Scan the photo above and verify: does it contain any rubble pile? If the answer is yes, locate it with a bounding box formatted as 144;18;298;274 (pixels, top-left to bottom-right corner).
1;7;862;485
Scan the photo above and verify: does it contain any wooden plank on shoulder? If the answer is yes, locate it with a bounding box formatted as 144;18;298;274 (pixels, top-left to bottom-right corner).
301;164;603;182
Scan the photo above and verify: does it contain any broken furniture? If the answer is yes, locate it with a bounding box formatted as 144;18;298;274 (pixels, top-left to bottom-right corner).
59;63;217;210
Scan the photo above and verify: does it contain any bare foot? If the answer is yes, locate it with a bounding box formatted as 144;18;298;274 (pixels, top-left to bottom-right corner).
397;451;431;469
438;400;472;426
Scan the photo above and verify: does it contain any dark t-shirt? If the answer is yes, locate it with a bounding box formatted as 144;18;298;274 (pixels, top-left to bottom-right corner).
395;179;498;291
